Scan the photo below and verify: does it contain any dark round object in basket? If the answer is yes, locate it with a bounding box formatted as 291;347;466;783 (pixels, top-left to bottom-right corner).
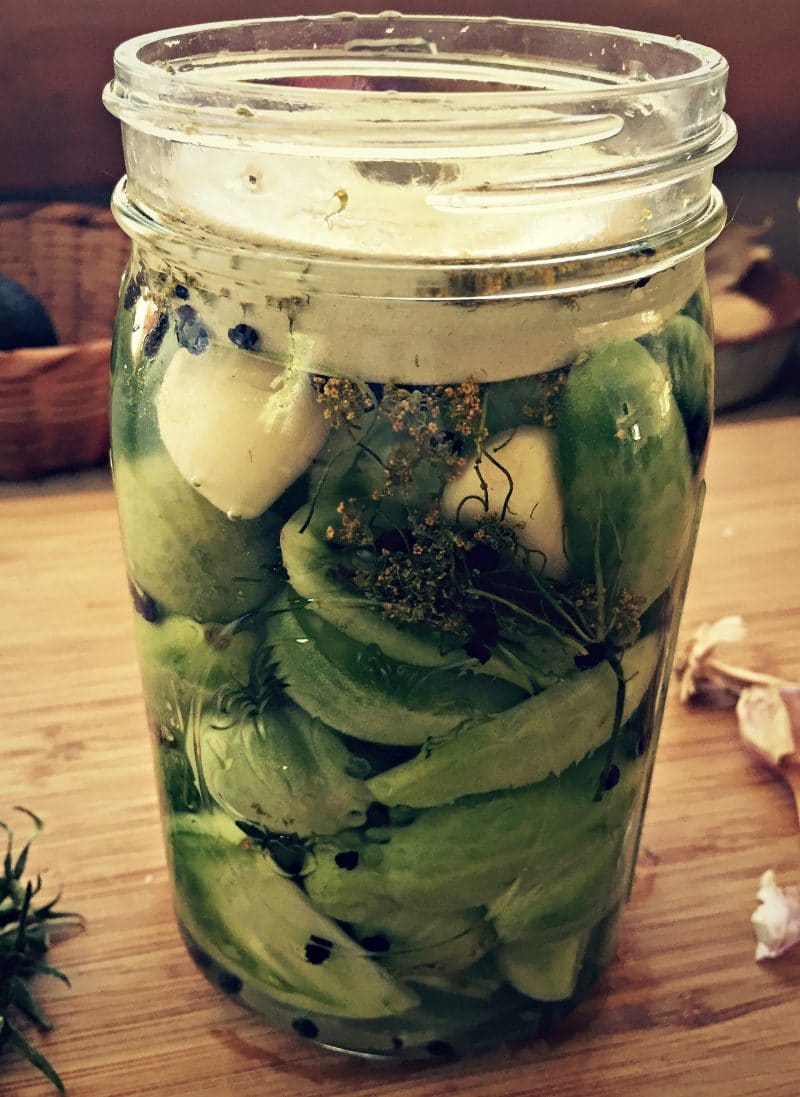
0;273;58;351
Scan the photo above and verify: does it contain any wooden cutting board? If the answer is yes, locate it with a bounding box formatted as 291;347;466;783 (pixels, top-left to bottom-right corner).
1;415;799;1097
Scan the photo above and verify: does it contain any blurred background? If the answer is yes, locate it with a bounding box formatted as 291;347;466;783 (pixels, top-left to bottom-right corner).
2;0;798;208
1;0;798;474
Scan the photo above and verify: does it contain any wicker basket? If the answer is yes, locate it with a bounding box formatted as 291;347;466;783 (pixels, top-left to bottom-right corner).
0;202;131;479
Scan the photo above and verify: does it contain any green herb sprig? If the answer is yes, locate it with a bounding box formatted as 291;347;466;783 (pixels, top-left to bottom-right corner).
0;809;83;1092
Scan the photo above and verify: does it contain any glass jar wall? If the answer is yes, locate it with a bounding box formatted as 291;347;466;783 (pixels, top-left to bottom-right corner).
104;15;734;1059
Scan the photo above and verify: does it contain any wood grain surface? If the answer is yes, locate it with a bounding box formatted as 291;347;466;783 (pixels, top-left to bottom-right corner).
1;415;799;1097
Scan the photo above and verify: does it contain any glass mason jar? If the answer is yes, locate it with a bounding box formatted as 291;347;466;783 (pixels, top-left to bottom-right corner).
104;15;735;1060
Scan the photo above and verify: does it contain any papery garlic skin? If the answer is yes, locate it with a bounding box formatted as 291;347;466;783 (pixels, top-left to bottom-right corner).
677;615;747;704
737;686;799;768
692;616;748;655
752;869;800;962
676;616;794;706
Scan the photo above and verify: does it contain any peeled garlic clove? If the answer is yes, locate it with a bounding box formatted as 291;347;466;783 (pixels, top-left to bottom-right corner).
752;869;800;962
442;426;568;579
157;345;329;519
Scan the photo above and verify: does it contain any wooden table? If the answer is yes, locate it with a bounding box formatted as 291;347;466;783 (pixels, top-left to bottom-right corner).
1;416;799;1097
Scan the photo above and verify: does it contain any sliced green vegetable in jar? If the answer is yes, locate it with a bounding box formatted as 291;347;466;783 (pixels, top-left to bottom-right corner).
349;907;497;979
305;747;638;922
136;614;259;755
367;631;659;806
171;815;419;1018
488;821;631;943
267;600;526;746
371;972;520;1049
110;291;172;459
496;929;591;1001
280;506;562;692
135;613;257;696
557;339;696;612
639;313;713;459
405;957;507;1003
679;287;712;332
198;701;372;836
281;506;463;668
114;450;283;622
157;736;203;815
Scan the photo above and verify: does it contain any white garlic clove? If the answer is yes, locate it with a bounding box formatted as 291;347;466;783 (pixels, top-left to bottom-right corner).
157;345;329;519
442;426;568;580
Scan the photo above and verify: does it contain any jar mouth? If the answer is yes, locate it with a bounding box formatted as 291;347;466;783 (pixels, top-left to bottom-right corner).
104;14;732;159
105;14;735;266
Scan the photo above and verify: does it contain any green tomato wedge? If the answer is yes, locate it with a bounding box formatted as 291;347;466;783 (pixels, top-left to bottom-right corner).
281;505;473;668
679;286;712;332
405;957;506;1002
109;281;170;459
134;615;258;813
304;747;639;923
496;929;590;1001
349;908;497;979
171;816;419;1018
135;613;258;739
639;313;713;460
488;823;629;943
157;743;202;815
557;340;696;610
135;613;257;695
114;450;283;622
266;601;526;746
367;631;659;807
198;701;371;836
280;506;562;692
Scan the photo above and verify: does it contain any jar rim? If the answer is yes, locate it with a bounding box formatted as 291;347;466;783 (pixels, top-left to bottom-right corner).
104;13;730;157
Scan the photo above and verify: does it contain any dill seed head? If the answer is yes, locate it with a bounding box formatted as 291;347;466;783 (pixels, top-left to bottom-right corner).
324;497;372;547
312;375;376;428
